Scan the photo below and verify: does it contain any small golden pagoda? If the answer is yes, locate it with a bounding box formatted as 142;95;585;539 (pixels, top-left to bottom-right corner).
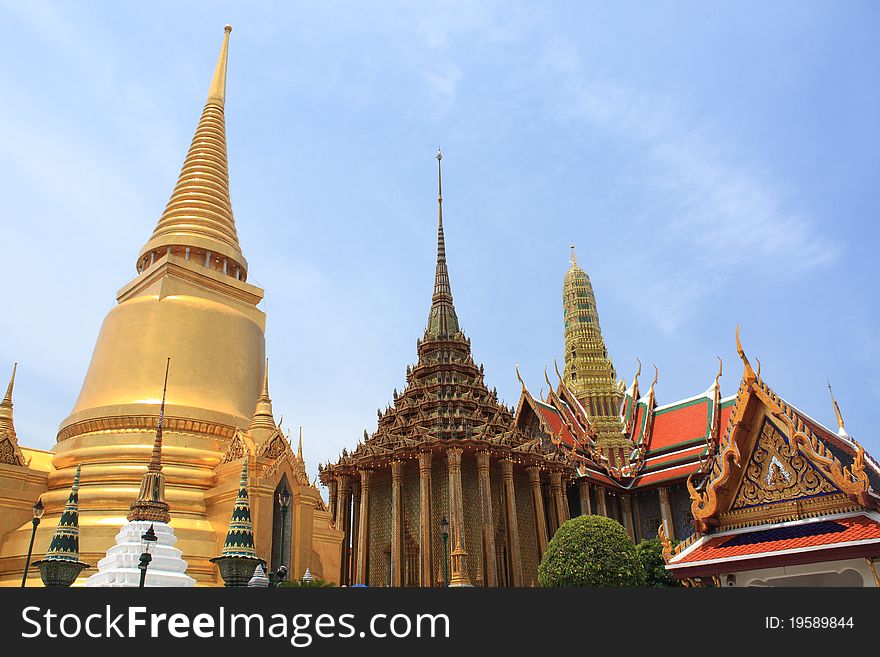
0;25;342;586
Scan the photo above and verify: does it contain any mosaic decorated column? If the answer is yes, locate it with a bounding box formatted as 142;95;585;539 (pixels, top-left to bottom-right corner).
446;447;471;586
596;485;608;517
356;469;371;585
476;450;497;587
418;451;433;586
527;466;549;556
499;458;523;587
335;474;351;586
577;478;592;516
550;471;569;529
658;486;675;540
328;478;338;526
350;479;361;585
391;459;403;587
621;494;635;540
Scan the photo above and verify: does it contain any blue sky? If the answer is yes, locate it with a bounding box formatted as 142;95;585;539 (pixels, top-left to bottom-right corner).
1;1;878;479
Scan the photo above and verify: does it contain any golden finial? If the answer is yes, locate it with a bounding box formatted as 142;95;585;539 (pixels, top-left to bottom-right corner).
553;356;563;383
544;365;553;391
650;364;659;392
515;363;527;392
569;242;578;267
0;363;18;439
437;147;443;209
297;426;303;460
208;24;233;104
714;356;723;387
147;357;171;473
633;358;642;387
735;325;756;384
2;362;15;405
827;382;849;437
755;356;761;378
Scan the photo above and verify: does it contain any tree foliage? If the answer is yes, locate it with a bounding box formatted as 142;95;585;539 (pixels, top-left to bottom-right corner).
538;515;646;587
636;538;680;587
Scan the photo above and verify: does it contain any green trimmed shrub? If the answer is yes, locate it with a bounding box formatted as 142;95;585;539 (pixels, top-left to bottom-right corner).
636;538;680;587
538;515;646;587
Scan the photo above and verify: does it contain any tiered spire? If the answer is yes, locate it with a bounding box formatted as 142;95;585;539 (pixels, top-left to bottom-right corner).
0;363;17;439
562;243;626;448
137;25;248;280
425;149;460;340
0;363;25;466
128;359;172;523
220;460;256;558
42;465;83;562
249;359;276;431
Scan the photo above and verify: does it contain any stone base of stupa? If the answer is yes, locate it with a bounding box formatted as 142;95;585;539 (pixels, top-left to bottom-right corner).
85;521;195;587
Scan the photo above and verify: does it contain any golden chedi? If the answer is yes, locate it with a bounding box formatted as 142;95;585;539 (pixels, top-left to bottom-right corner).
0;26;342;586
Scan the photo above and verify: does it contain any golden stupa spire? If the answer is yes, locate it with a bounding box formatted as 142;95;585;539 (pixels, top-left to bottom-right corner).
249;358;276;431
128;358;172;523
828;382;850;438
137;24;248;281
0;363;16;438
569;242;578;267
297;427;303;460
426;148;460;339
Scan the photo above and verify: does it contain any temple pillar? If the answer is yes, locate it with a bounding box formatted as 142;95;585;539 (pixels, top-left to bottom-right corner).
446;447;471;586
577;478;592;516
350;479;361;585
659;486;675;540
475;450;497;587
355;469;371;585
499;458;523;587
596;485;608;517
527;466;549;556
335;474;352;586
621;494;635;540
417;451;433;587
328;478;338;525
550;471;568;530
391;459;403;587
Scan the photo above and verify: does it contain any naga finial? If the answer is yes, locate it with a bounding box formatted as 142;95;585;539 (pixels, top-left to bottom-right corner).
553;356;563;383
735;325;756;384
544;365;553;391
827;381;849;437
515;362;526;392
650;364;659;392
714;356;723;387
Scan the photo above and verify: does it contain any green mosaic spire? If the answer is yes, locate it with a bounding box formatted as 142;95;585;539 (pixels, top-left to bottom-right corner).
221;459;256;558
44;465;82;562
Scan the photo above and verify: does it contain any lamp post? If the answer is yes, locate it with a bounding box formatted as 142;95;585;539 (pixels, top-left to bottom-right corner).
439;516;449;587
20;498;44;587
138;524;158;588
278;487;291;573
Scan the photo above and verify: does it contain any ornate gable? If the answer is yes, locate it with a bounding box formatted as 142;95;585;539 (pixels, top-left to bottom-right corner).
687;329;872;533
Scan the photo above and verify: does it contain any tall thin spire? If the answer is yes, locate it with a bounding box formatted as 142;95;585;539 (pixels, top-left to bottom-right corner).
426;148;460;339
249;358;276;431
0;363;17;438
128;358;172;523
137;24;248;280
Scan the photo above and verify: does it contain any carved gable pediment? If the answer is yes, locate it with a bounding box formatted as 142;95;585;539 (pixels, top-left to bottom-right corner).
0;433;26;467
731;419;839;509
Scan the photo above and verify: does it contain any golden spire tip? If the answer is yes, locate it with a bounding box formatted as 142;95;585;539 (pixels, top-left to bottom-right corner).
569;242;578;267
225;24;232;33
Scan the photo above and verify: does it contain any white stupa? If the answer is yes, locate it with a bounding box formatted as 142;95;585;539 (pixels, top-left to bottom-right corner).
86;360;195;587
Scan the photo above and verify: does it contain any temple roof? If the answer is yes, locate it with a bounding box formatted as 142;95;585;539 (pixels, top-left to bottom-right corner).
666;512;880;577
137;25;248;278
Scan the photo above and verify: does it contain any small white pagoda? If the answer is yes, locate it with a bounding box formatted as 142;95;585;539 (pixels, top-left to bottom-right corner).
86;360;195;587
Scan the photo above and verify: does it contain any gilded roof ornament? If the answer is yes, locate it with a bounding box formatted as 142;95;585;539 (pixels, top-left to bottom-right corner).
0;363;17;438
827;382;850;438
425;148;460;339
735;325;756;385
